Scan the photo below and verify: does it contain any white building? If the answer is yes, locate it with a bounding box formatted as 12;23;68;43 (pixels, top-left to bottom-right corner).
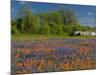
74;31;96;36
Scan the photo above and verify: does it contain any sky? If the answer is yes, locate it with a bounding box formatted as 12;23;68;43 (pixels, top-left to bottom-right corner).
11;0;96;27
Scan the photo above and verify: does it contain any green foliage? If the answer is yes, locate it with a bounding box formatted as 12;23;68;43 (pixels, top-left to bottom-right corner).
11;7;96;36
11;24;20;35
40;23;50;35
58;9;79;25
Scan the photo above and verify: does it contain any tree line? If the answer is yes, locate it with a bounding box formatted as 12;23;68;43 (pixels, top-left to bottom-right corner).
11;7;96;36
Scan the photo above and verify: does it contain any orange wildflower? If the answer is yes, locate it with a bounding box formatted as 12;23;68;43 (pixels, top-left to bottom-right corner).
33;47;41;53
79;46;91;55
47;59;53;65
16;62;23;67
15;53;21;58
44;48;53;54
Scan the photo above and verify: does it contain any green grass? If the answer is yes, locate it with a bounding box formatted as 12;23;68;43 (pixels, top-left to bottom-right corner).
12;34;96;41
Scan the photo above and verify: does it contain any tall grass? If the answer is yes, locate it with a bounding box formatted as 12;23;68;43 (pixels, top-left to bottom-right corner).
12;34;96;41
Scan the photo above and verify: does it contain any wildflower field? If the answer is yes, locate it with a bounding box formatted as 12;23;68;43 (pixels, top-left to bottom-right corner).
11;37;96;74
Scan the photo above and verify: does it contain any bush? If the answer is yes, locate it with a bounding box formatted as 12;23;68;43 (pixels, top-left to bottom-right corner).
11;24;20;34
